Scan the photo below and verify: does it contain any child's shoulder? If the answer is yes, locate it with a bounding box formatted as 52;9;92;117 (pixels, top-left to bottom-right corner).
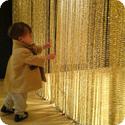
14;47;31;54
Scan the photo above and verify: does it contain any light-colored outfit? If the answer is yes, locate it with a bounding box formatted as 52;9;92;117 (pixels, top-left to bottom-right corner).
4;93;27;114
3;40;46;114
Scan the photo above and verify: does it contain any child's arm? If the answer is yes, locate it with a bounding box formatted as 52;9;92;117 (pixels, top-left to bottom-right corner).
34;45;43;54
34;42;51;54
23;49;55;67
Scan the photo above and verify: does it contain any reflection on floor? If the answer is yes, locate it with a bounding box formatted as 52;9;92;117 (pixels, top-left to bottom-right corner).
0;80;76;125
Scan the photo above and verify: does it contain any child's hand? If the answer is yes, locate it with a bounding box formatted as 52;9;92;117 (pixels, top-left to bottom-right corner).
43;42;51;49
47;53;56;60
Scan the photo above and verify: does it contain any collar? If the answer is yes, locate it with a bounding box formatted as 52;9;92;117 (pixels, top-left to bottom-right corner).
13;40;37;54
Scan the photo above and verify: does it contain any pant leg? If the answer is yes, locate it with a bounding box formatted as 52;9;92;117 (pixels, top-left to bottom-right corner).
11;93;27;115
4;93;14;109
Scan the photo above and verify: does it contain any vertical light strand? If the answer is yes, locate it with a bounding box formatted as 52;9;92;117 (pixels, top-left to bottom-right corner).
67;0;74;119
87;0;96;69
13;0;31;25
54;0;60;109
49;0;56;103
109;0;125;124
32;0;50;100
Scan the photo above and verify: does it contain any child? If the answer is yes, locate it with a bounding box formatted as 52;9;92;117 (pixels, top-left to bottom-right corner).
1;22;56;122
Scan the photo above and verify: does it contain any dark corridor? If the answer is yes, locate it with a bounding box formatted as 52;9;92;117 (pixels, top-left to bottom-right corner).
0;0;12;79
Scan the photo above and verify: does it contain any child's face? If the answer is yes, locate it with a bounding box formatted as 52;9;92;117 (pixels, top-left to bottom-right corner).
19;32;33;45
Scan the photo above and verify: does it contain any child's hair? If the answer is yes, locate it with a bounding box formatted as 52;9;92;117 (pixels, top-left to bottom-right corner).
8;22;32;40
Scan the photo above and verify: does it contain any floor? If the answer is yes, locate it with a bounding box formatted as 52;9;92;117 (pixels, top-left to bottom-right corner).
0;80;76;125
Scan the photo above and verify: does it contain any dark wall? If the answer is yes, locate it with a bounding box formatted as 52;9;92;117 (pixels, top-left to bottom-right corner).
0;0;12;79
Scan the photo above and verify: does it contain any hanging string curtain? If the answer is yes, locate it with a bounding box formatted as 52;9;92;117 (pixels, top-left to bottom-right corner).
12;0;125;125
